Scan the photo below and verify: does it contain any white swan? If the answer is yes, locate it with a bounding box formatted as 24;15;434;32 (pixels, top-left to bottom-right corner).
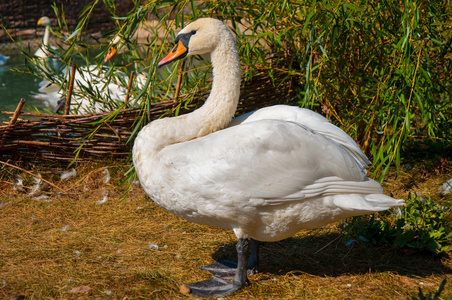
132;18;404;297
32;20;136;113
32;35;146;113
32;65;132;113
35;17;57;59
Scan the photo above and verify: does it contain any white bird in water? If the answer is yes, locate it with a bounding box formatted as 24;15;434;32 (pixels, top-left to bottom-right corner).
127;18;404;297
0;54;9;65
32;34;146;114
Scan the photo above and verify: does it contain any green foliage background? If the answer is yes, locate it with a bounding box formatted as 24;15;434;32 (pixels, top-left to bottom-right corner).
5;0;451;179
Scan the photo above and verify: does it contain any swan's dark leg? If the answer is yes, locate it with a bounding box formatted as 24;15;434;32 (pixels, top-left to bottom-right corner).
233;238;250;288
183;238;252;297
248;239;260;274
198;238;260;278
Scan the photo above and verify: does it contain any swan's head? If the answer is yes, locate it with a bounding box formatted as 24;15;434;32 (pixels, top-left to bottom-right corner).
104;35;122;63
37;17;51;27
158;18;229;67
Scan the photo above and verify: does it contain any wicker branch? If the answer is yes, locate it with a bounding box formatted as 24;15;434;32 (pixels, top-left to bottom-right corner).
0;72;297;164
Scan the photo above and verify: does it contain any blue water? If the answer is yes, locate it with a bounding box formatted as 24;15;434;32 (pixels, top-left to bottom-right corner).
0;54;43;119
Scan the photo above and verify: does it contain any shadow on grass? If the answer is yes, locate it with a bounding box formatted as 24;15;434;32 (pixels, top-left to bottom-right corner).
210;232;452;278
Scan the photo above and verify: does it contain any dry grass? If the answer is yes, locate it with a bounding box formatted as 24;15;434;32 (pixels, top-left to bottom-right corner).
0;158;451;299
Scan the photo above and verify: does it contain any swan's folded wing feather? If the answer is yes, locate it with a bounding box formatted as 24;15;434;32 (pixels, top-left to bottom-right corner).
166;119;374;205
229;105;370;167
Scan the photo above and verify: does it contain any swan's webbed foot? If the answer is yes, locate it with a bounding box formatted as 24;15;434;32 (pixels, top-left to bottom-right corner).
200;258;258;279
180;239;259;297
181;276;243;298
200;261;239;279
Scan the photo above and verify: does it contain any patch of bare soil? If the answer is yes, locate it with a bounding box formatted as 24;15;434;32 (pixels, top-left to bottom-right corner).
0;156;450;299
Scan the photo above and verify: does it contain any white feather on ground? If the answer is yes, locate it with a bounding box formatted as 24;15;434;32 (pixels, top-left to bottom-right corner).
60;168;77;180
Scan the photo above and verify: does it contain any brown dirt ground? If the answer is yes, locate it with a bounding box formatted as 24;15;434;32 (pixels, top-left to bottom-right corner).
0;157;451;299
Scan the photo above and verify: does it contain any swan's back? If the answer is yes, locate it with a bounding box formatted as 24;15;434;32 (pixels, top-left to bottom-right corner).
229;105;370;167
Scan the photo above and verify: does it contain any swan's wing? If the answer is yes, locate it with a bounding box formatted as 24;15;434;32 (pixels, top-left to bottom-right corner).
68;66;128;113
165;119;379;205
31;80;63;111
228;105;370;167
76;66;127;98
38;80;60;92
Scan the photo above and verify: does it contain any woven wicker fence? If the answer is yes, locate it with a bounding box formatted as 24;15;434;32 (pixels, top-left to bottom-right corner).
0;72;297;164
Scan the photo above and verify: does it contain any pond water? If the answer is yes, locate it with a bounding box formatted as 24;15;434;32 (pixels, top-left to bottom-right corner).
0;54;43;120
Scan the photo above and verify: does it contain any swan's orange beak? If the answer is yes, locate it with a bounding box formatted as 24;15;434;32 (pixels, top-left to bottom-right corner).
104;46;117;63
158;41;188;68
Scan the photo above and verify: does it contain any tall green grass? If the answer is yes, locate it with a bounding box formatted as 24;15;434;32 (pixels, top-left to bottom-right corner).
3;0;451;179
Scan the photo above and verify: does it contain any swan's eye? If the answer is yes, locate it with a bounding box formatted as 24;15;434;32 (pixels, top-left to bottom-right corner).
190;30;197;35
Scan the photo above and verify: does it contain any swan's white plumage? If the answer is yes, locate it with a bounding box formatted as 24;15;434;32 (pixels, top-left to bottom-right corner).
32;65;132;113
229;105;371;167
35;17;57;59
33;32;147;113
133;18;403;243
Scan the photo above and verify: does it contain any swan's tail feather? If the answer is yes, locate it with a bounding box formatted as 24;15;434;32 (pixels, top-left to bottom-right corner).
333;194;405;213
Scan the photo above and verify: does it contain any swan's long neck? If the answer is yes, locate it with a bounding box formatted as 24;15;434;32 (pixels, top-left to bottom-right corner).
43;25;50;47
190;41;241;135
136;32;241;155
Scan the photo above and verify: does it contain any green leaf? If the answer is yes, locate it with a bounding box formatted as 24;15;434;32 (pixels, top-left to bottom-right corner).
65;28;81;41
